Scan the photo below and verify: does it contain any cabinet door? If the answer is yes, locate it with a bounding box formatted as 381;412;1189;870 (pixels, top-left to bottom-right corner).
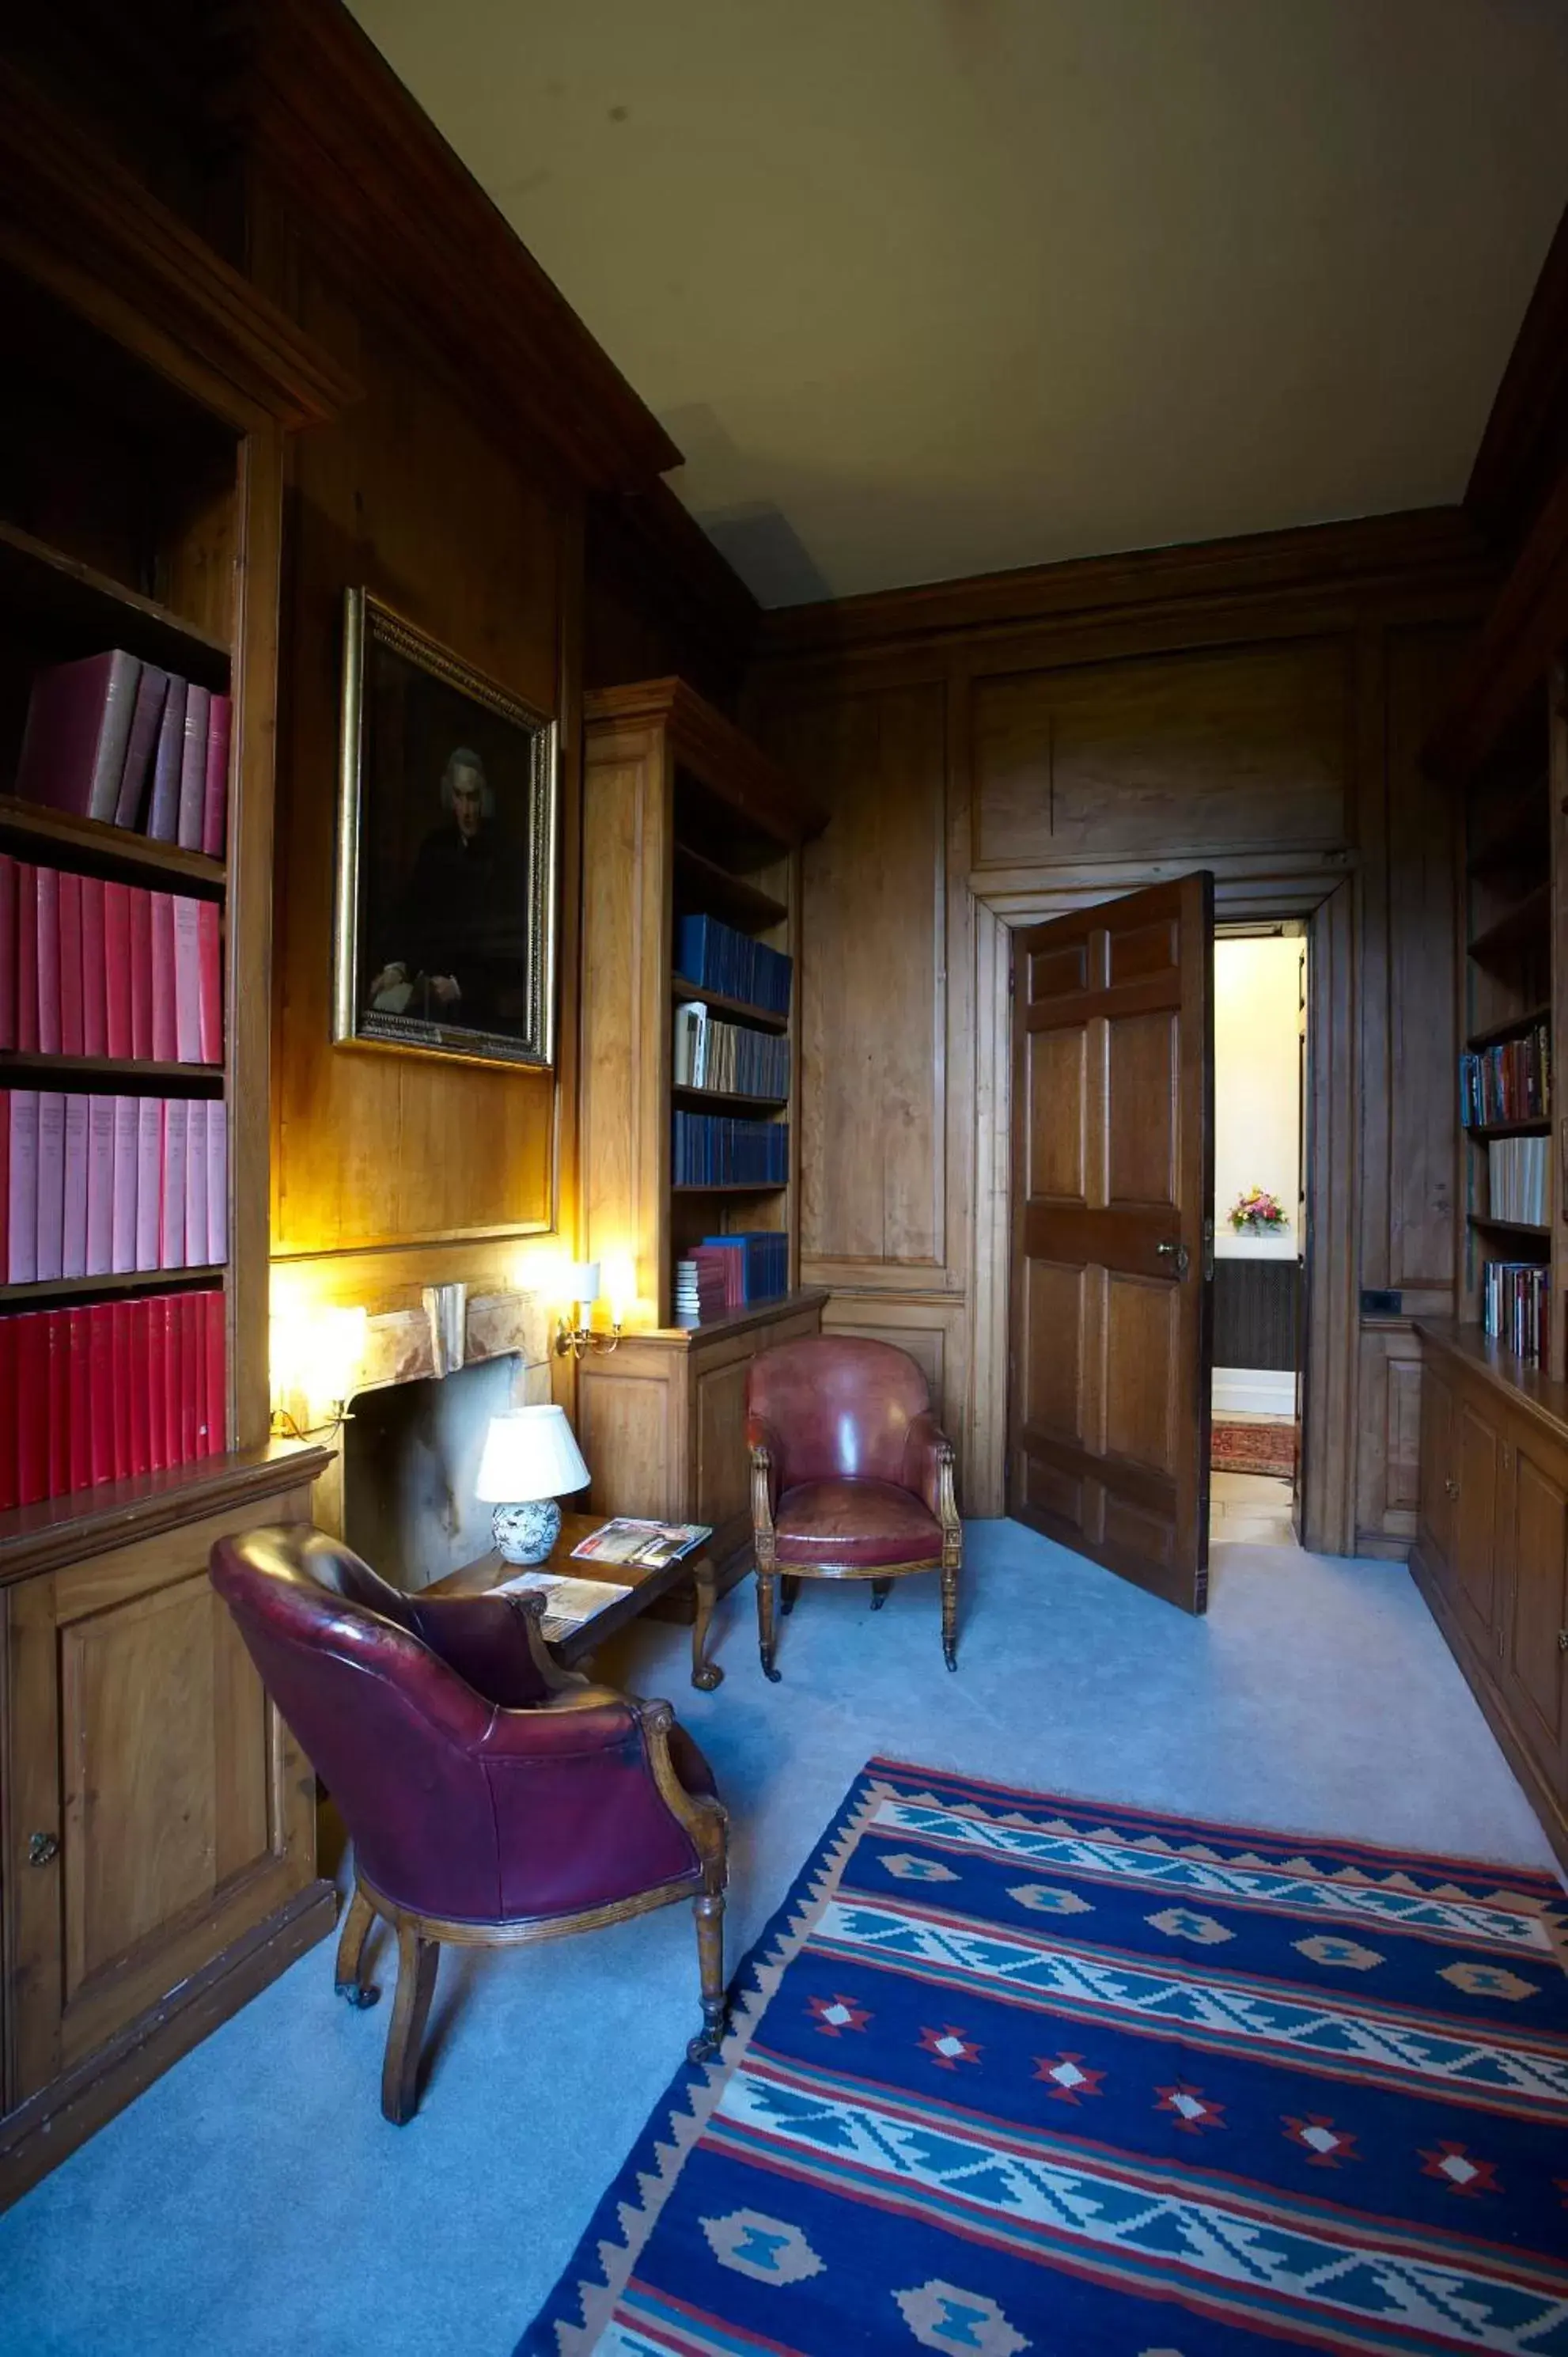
4;1492;317;2106
1450;1396;1502;1658
1416;1358;1454;1586
1498;1433;1568;1802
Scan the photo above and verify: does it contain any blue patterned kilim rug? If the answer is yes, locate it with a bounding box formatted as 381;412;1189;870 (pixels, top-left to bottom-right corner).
518;1758;1568;2357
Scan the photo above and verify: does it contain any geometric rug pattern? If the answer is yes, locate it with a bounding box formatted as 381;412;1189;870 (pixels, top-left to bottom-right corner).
1211;1418;1298;1477
517;1758;1568;2356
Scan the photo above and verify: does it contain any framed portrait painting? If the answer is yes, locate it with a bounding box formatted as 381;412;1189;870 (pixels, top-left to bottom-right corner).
333;590;559;1069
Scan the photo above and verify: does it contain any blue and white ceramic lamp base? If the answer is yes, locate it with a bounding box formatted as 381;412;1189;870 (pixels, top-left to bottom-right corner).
491;1499;562;1565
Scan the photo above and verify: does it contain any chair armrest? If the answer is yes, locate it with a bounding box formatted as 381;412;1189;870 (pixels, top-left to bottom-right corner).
902;1412;960;1532
472;1685;642;1761
748;1412;783;1527
408;1589;576;1707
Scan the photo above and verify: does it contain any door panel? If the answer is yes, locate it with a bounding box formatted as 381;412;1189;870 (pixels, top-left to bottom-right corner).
1417;1360;1454;1585
1500;1441;1568;1773
1009;872;1214;1610
1452;1402;1501;1654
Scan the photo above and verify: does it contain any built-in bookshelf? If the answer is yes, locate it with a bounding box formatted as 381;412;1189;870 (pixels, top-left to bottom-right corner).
1456;686;1561;1377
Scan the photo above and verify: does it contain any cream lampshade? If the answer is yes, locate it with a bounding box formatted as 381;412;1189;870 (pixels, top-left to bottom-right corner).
474;1405;591;1564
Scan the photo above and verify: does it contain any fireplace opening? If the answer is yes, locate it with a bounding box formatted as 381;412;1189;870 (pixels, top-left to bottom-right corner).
342;1354;521;1591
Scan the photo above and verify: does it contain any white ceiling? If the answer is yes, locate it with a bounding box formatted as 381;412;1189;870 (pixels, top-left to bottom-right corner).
348;0;1568;607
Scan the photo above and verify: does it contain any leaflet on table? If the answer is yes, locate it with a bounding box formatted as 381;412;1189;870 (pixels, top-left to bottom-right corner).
570;1517;712;1568
491;1568;632;1639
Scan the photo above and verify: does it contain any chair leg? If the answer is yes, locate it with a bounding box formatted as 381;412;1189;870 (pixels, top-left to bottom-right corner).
687;1889;728;2063
381;1921;440;2125
780;1574;801;1616
869;1578;892;1611
334;1883;380;2008
756;1568;782;1681
941;1563;959;1672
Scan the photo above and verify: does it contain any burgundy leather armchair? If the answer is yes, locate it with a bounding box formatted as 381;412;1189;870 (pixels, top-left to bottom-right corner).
209;1524;728;2123
745;1336;962;1679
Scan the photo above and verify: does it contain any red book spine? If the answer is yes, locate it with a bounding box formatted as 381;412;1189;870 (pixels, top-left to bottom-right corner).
129;886;153;1060
112;1301;134;1480
160;1099;187;1268
177;684;210;853
206;1101;227;1265
47;1309;70;1499
127;1297;151;1476
172;895;202;1063
135;1097;162;1271
80;874;108;1056
146;1297;169;1473
179;1293;201;1463
16;1313;50;1504
161;1294;182;1465
7;1092;38;1284
104;881;134;1059
66;1305;92;1495
0;854;16;1049
36;865;60;1055
36;1092;66;1282
202;694;231;860
197;901;222;1063
0;1093;6;1280
150;892;177;1063
61;1093;89;1279
0;1314;16;1510
112;1095;138;1275
203;1289;226;1457
85;1093;116;1276
17;863;38;1052
88;1303;115;1488
59;870;83;1058
184;1101;208;1267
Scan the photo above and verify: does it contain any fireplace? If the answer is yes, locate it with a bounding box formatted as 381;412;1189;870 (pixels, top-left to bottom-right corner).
343;1354;525;1592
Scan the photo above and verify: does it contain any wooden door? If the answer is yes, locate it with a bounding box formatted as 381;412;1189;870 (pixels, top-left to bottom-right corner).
1009;873;1214;1610
1416;1359;1455;1591
1498;1430;1568;1800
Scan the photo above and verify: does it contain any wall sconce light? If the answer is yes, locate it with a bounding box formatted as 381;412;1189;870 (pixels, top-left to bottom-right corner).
270;1302;369;1437
554;1260;621;1358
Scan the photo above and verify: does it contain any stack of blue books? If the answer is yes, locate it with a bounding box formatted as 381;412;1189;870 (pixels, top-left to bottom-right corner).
672;1111;789;1186
676;914;792;1017
699;1231;789;1303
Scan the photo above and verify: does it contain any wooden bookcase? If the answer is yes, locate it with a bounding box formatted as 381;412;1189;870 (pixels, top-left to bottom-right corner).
0;70;354;2202
578;679;829;1569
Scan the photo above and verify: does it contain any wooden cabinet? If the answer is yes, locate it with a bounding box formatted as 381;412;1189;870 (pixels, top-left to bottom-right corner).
1413;1323;1568;1867
1;1455;333;2204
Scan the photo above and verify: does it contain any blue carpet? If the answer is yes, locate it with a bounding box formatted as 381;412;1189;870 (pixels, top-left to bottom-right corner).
520;1756;1568;2356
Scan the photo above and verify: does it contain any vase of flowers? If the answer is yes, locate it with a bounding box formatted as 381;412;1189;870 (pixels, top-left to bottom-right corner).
1229;1186;1288;1237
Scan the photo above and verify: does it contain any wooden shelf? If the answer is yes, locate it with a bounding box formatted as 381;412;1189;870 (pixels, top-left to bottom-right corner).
0;1052;223;1091
1467;1003;1551;1052
1468;1216;1551;1238
671;976;790;1033
1463;1119;1549;1139
1468;884;1551;961
0;519;230;681
672;840;788;932
0;1264;225;1308
671;1181;786;1194
672;1082;789;1112
0;796;226;894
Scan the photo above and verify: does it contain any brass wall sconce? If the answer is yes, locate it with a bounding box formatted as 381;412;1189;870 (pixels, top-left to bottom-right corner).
554;1260;622;1358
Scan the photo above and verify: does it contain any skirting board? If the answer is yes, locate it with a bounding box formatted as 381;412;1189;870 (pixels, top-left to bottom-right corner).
0;1879;336;2210
1212;1366;1297;1416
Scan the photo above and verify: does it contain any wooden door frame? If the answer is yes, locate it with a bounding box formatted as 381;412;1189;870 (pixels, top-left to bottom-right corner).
968;866;1358;1557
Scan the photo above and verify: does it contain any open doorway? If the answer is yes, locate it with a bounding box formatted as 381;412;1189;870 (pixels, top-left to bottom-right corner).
1209;924;1308;1548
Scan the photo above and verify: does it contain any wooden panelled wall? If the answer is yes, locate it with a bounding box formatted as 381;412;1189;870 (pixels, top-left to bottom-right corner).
748;515;1493;1552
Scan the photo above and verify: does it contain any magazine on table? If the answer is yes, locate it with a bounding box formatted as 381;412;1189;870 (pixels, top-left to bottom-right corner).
570;1518;712;1570
492;1568;633;1641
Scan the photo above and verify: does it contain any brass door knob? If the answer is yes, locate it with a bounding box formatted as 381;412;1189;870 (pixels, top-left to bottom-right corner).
1156;1240;1191;1280
27;1831;59;1866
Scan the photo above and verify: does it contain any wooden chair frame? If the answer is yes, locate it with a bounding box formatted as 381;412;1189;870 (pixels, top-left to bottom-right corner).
330;1601;729;2123
750;1442;962;1680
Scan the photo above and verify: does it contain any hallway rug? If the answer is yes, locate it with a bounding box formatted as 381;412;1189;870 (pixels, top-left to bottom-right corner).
517;1760;1568;2357
1211;1415;1297;1476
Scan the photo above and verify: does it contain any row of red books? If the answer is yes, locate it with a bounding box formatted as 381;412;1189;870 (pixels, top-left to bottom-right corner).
4;1092;226;1283
0;858;222;1063
15;650;229;857
0;1288;226;1510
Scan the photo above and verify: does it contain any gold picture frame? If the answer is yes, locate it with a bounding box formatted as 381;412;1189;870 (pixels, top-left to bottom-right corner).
333;589;559;1070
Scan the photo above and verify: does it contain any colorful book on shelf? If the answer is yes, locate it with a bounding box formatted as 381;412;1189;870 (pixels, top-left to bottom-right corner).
672;1108;788;1186
0;1089;225;1283
0;1286;225;1506
1479;1260;1549;1367
571;1517;712;1569
672;1001;790;1097
696;1230;789;1307
1459;1025;1551;1127
115;665;169;829
1486;1134;1549;1226
2;864;222;1070
675;911;792;1017
13;649;143;824
15;650;230;855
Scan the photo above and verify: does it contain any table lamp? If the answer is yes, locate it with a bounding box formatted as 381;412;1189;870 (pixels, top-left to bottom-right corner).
474;1405;591;1563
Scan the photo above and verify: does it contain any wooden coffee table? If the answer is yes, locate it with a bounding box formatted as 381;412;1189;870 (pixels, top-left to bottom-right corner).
426;1510;724;1690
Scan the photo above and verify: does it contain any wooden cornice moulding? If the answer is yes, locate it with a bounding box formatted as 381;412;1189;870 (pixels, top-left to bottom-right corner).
585;676;830;843
752;508;1494;666
1465;200;1568;553
0;1443;335;1586
209;0;678;494
1424;460;1568;783
0;61;358;431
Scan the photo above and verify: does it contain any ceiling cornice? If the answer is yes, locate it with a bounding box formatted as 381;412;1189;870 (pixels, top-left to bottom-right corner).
1465;200;1568;555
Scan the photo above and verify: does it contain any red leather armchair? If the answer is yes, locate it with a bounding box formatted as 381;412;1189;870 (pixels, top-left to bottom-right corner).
745;1336;962;1679
209;1524;728;2122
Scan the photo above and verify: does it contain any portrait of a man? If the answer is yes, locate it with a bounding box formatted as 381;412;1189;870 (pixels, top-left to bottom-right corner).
334;593;558;1069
